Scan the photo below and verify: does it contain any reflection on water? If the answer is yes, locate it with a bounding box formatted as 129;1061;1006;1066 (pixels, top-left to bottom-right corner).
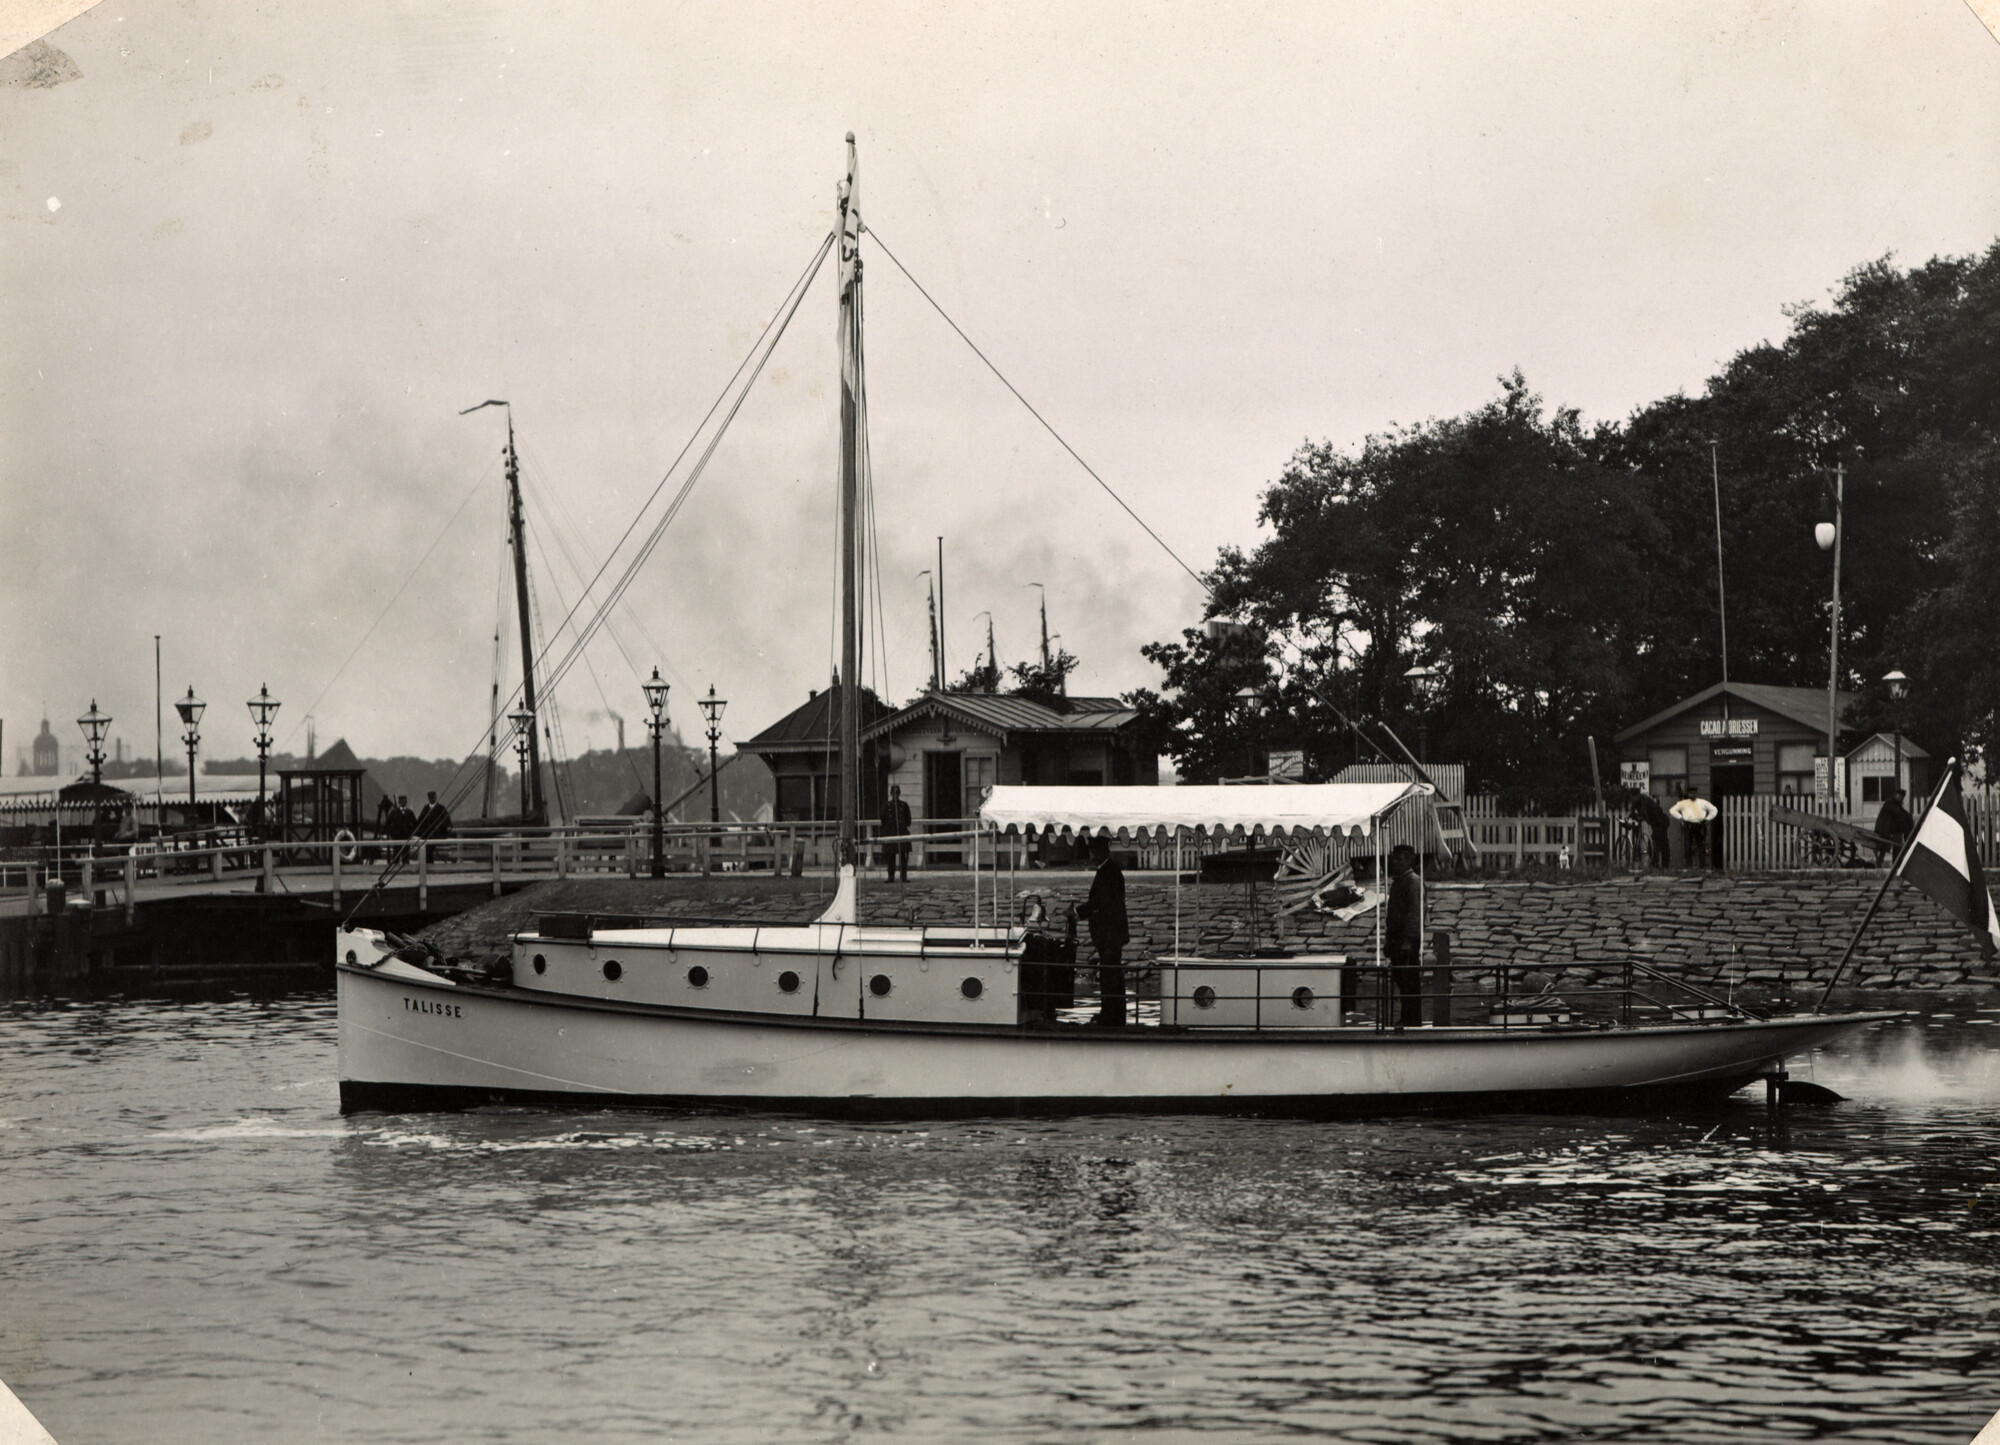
2;989;1997;1444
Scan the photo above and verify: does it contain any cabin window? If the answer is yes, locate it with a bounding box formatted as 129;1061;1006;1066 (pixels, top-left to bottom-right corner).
1776;743;1817;796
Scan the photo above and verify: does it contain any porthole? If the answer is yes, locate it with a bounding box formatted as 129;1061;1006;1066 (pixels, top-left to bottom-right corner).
532;954;547;975
869;974;893;998
1193;985;1217;1009
778;970;801;994
687;965;710;989
602;959;623;982
1292;986;1315;1010
961;977;983;1000
344;949;358;966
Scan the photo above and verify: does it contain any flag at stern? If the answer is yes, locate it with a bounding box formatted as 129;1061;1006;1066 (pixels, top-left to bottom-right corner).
1898;768;2000;961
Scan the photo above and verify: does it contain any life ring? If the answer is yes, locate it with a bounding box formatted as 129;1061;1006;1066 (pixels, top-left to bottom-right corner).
334;829;358;863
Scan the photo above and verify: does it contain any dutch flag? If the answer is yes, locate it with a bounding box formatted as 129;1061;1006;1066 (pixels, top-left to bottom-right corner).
1898;766;2000;962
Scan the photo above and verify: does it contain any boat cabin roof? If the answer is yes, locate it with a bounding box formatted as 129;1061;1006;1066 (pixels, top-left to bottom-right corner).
979;782;1423;839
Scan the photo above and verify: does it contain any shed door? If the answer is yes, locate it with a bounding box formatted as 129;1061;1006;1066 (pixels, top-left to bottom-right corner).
924;751;963;822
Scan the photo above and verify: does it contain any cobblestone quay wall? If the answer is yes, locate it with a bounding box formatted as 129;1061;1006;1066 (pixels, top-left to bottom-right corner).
423;869;1996;991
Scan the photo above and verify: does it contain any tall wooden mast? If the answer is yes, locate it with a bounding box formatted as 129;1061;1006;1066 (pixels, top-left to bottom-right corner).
836;133;864;863
504;411;544;822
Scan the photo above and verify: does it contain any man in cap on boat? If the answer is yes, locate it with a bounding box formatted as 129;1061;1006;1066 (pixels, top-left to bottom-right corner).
1385;844;1425;1027
1076;833;1130;1027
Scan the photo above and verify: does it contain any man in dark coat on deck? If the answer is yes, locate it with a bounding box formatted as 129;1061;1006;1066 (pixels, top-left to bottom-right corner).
1385;844;1425;1027
1076;834;1130;1026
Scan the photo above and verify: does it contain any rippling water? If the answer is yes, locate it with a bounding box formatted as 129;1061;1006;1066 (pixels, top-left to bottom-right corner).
3;990;1998;1444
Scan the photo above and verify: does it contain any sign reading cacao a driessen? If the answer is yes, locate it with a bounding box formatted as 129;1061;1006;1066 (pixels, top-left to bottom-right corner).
1699;718;1759;737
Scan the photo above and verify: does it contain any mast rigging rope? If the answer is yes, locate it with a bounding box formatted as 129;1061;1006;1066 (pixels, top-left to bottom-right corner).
865;227;1210;593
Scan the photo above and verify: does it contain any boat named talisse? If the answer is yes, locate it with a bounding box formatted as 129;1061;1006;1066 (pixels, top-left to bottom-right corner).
337;137;1900;1117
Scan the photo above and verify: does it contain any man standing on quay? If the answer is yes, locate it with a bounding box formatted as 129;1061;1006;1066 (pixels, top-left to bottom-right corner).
879;784;912;882
1077;834;1129;1027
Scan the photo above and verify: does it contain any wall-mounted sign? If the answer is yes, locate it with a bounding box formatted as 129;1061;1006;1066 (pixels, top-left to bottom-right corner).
1814;756;1832;799
1620;760;1650;788
1699;718;1759;737
1710;743;1755;763
1267;749;1305;782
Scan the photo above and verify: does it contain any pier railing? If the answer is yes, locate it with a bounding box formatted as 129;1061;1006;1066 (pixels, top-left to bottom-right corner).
0;817;1038;918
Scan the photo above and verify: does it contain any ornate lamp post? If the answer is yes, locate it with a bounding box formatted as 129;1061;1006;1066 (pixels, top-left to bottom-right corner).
1883;668;1909;806
642;668;670;879
1815;466;1845;807
698;685;727;825
247;684;280;837
76;701;111;786
1404;664;1440;763
508;707;535;819
173;687;204;811
1234;685;1262;780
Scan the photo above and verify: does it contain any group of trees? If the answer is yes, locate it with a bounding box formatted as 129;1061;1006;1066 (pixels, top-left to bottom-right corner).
1128;242;2000;806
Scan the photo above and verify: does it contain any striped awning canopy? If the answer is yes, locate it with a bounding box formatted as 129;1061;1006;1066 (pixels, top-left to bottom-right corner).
979;782;1423;839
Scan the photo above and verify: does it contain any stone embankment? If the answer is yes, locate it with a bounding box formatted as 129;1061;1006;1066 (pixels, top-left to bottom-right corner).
420;868;1997;991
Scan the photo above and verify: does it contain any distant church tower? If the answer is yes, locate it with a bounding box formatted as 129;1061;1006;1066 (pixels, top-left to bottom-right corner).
31;717;60;777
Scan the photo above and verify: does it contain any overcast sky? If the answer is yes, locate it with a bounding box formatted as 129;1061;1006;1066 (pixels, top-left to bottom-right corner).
4;1;1997;774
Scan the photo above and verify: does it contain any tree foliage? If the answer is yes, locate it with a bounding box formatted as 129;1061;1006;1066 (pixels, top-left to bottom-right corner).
1136;242;2000;802
1009;647;1079;709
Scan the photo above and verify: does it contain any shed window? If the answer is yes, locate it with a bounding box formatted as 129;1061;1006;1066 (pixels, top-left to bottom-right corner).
1776;743;1817;796
1648;746;1688;803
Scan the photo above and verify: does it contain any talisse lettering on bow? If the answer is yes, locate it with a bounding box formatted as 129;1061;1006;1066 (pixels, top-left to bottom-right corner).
402;997;463;1018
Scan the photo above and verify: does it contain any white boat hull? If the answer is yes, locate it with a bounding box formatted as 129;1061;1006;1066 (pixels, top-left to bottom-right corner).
336;955;1890;1117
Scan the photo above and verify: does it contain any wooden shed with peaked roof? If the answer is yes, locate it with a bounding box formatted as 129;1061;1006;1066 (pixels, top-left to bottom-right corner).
278;738;385;844
865;690;1158;826
1613;682;1858;807
741;685;894;825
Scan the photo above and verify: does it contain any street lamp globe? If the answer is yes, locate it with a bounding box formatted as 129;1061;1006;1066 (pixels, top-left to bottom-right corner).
698;685;728;830
1883;668;1909;701
1814;521;1837;551
77;700;112;785
1403;664;1440;701
246;685;281;838
642;668;670;879
174;687;205;812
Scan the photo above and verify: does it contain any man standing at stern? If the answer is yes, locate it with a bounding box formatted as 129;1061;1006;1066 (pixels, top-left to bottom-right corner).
1076;833;1130;1027
1386;844;1425;1027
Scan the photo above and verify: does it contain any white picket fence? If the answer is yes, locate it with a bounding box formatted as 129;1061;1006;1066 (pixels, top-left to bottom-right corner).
1455;787;2000;873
